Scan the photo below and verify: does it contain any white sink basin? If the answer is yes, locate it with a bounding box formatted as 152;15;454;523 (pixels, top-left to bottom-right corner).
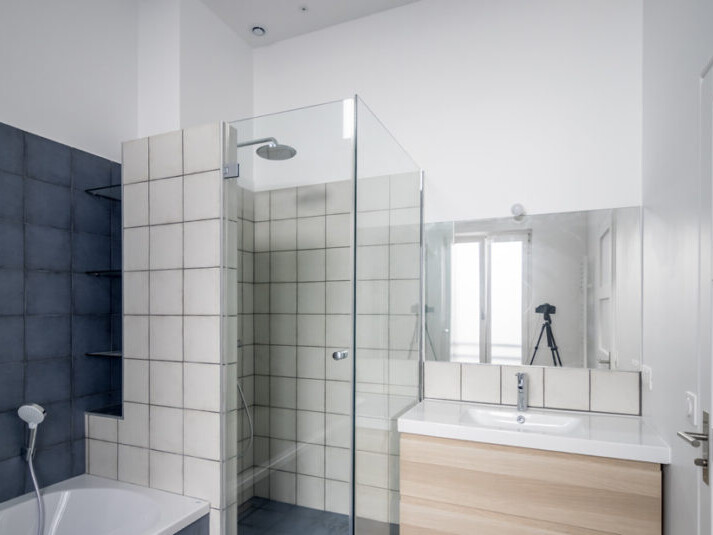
466;407;582;434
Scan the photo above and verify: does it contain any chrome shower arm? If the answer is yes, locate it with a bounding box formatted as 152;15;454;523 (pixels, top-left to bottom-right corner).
237;137;277;148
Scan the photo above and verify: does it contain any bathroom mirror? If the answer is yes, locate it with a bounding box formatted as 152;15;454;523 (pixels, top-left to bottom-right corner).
425;206;642;371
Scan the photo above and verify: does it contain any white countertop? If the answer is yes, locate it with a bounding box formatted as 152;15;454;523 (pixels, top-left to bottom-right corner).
398;399;671;464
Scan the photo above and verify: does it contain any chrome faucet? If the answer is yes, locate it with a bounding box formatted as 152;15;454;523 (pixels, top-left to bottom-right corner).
516;372;528;412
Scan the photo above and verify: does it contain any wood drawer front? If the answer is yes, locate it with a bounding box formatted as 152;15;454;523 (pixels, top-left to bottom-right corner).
401;496;611;535
400;434;661;535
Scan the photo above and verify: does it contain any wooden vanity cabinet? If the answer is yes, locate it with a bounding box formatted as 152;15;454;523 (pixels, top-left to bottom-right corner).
399;433;662;535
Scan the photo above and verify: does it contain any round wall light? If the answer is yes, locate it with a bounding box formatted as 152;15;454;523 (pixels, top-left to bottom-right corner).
251;26;266;37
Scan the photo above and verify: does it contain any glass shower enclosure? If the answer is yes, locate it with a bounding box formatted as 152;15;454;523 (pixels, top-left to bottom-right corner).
222;97;423;534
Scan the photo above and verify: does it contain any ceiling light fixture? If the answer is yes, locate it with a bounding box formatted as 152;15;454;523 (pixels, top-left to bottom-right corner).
251;26;266;37
299;6;308;12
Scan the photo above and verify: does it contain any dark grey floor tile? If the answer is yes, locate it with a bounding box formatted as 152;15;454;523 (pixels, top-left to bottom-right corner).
25;358;71;404
0;456;25;502
239;499;350;535
72;274;110;314
72;353;113;398
0;362;24;411
72;149;112;190
25;224;71;271
35;400;71;449
73;189;111;236
0;272;24;316
72;232;110;272
25;272;71;315
25;315;71;360
0;410;24;460
71;438;86;476
0;171;23;221
26;133;71;187
0;221;23;269
25;178;71;229
26;441;72;491
0;123;24;176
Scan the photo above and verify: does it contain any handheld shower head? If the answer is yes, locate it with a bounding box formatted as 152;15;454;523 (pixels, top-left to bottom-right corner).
18;404;46;429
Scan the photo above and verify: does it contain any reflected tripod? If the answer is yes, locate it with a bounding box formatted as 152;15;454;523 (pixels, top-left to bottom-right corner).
528;303;563;367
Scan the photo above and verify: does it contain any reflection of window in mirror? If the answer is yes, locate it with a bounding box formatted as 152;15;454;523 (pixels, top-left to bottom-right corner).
450;232;530;365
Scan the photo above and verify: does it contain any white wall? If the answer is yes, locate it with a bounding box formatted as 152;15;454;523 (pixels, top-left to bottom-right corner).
138;0;254;138
253;0;643;223
0;0;139;161
641;0;713;533
179;0;253;129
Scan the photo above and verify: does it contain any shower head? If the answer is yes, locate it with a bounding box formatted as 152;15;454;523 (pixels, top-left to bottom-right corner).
18;404;46;429
237;137;297;161
256;143;297;161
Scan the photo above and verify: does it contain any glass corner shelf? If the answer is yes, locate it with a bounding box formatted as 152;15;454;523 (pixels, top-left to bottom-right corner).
86;184;121;201
86;405;123;418
85;270;121;278
85;350;122;358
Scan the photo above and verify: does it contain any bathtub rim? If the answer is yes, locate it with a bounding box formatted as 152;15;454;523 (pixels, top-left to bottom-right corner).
0;473;210;535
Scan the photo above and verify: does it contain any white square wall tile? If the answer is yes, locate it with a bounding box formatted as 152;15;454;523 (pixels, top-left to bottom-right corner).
118;402;149;448
297;184;326;217
357;176;389;212
424;361;461;400
297;443;325;477
150;361;183;407
270;470;296;505
325;447;350;482
390;243;420;279
184;171;222;221
150;224;182;270
184;363;221;411
271;188;297;219
149;270;183;315
124;271;149;315
590;370;640;415
88;439;117;479
149;405;183;454
149;130;183;179
149;450;183;493
124;315;149;359
124;359;149;403
149;177;183;225
544;368;590;411
88;414;117;441
149;316;183;361
297;314;325;346
356;245;389;280
124;227;149;271
326;180;352;215
184;219;221;268
326;281;350;314
184;410;221;460
326;247;351;281
326;381;351;415
118;445;149;486
390;172;421;209
297;475;324;510
501;365;544;407
461;364;501;404
184;268;220;315
184;457;221;508
298;216;326;249
183;123;221;175
297;379;325;412
297;347;325;379
255;191;270;221
356;210;389;246
123;182;149;228
325;480;350;515
326;214;351;248
297;410;324;445
184;316;220;363
123;138;149;184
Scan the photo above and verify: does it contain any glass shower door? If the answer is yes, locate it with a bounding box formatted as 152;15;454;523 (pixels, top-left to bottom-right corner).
353;97;423;533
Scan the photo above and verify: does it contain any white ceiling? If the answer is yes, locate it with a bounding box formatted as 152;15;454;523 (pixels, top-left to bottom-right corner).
201;0;421;47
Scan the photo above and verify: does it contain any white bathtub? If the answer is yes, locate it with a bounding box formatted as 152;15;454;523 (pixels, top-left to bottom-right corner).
0;474;209;535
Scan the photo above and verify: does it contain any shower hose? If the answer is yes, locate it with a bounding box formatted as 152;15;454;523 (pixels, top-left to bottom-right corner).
236;379;254;459
28;454;44;535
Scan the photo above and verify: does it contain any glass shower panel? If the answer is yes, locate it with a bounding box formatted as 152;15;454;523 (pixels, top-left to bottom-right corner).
354;97;422;533
223;100;355;534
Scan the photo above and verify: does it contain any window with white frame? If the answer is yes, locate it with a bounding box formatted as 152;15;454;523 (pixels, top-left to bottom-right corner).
450;232;529;365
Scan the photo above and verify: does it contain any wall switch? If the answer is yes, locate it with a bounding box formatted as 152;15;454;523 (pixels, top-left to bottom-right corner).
685;391;698;426
641;365;654;391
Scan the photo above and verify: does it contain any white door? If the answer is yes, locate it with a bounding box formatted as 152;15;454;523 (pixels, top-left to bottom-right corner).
698;57;713;534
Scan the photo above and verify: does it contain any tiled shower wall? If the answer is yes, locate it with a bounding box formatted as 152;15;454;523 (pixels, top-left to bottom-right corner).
0;122;121;501
86;123;233;535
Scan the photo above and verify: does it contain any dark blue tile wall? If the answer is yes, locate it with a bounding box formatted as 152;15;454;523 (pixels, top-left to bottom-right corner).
0;122;122;503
